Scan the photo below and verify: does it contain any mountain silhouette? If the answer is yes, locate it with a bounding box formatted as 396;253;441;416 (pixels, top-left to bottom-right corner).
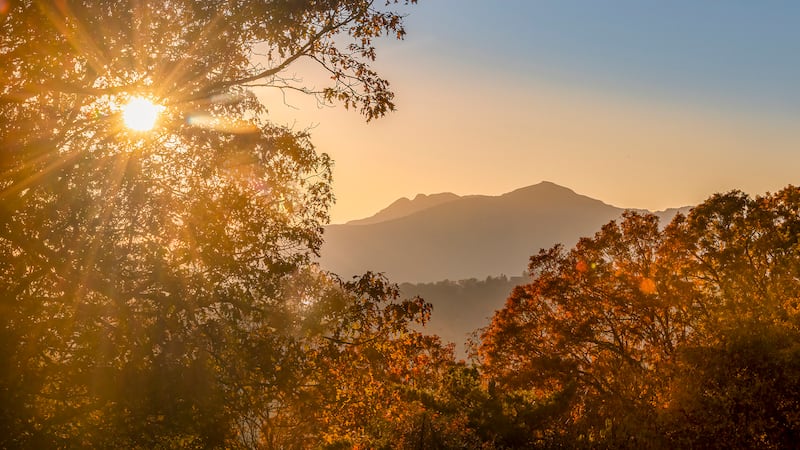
321;181;689;283
346;192;461;225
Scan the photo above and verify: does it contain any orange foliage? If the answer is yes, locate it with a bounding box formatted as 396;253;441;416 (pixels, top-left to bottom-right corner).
477;187;800;447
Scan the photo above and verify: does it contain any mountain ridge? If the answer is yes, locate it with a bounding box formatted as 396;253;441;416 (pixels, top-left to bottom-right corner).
345;192;461;225
321;182;691;283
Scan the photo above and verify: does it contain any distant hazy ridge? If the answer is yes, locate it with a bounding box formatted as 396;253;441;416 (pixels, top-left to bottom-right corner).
321;181;689;283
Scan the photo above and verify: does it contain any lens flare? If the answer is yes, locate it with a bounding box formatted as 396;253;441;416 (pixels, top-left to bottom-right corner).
122;97;162;131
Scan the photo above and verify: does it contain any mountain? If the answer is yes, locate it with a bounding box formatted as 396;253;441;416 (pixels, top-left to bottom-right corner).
346;192;461;225
320;181;692;357
321;181;691;283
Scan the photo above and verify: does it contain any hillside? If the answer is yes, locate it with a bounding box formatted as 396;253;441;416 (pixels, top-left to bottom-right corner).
400;276;526;359
321;181;689;283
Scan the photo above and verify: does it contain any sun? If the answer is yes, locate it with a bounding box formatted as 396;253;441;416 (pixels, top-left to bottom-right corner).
122;97;162;131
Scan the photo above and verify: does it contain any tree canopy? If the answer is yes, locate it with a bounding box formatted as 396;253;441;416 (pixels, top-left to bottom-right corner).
1;1;444;448
478;187;800;448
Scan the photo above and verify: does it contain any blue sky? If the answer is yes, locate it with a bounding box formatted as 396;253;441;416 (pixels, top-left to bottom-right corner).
261;1;800;223
411;0;800;115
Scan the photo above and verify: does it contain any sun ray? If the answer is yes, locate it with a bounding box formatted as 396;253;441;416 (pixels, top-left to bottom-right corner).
0;146;84;202
155;7;228;102
37;1;109;79
186;113;259;134
74;149;134;305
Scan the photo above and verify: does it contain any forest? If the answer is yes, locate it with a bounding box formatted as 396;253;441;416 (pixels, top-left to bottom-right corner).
2;1;800;448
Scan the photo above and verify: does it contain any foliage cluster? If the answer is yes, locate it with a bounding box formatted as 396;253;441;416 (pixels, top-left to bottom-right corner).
478;187;800;448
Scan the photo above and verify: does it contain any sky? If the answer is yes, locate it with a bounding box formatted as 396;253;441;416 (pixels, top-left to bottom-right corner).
259;0;800;224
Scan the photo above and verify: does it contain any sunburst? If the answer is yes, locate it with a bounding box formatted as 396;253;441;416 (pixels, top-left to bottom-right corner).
122;97;163;131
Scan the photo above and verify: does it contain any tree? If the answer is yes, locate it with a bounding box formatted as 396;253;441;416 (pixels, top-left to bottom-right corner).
1;0;422;447
657;187;800;448
478;212;681;447
477;187;800;447
662;321;800;449
224;269;451;449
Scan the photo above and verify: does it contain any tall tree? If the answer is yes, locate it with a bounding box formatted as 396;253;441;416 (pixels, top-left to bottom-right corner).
0;0;421;447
